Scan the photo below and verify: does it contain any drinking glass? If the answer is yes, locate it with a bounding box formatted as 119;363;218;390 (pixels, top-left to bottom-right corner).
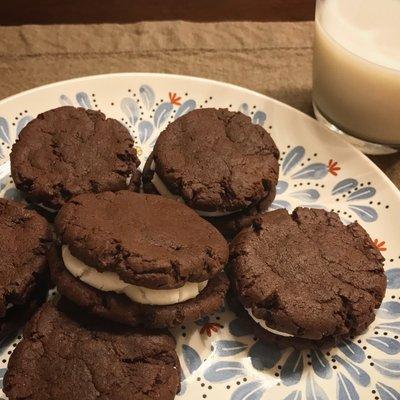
312;0;400;155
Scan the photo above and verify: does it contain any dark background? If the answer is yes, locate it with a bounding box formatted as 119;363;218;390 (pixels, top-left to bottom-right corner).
1;0;316;25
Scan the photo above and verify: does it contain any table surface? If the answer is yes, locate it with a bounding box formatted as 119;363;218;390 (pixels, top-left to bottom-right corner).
0;21;399;188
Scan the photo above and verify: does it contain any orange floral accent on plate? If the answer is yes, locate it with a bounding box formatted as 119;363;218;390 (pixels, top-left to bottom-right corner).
200;322;223;337
373;239;387;251
169;92;182;106
327;159;341;176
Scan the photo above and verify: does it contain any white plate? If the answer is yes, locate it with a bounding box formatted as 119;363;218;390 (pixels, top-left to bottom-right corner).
0;73;399;400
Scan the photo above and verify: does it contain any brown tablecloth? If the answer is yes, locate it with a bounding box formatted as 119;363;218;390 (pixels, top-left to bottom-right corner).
0;21;399;187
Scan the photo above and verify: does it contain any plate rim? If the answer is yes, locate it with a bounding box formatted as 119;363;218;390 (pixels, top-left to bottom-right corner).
0;71;399;200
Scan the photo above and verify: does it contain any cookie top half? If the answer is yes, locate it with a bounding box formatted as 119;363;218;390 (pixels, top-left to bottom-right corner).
4;301;180;400
153;108;279;212
0;198;52;316
56;191;228;289
11;106;140;209
230;207;386;340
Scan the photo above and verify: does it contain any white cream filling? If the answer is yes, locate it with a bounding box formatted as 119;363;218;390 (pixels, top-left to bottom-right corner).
150;172;185;203
38;203;58;213
246;308;294;338
150;161;238;217
62;245;208;306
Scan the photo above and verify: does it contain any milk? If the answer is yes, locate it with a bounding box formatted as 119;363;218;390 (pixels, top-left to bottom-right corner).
313;0;400;146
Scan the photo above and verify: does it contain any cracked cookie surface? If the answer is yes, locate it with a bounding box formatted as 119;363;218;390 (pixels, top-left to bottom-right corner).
55;191;229;289
0;198;52;326
4;301;180;400
11;106;140;209
150;108;279;213
143;152;276;239
229;207;386;340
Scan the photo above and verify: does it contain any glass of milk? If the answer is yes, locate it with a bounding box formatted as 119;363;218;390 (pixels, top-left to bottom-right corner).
312;0;400;154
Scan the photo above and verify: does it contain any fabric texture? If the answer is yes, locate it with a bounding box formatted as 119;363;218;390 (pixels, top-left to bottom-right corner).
0;21;398;186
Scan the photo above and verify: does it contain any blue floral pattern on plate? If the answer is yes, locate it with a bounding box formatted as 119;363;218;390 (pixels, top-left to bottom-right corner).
0;74;398;399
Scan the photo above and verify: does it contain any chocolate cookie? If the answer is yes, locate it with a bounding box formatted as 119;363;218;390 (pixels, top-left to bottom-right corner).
143;153;276;239
50;191;229;328
229;207;386;340
0;198;52;338
11;106;140;210
226;288;337;351
142;108;279;238
50;245;228;328
4;300;180;400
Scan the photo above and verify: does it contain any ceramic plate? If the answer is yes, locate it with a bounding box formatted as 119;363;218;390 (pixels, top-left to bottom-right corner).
0;73;399;400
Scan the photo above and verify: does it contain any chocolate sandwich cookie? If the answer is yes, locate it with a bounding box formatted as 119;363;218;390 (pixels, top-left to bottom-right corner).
229;207;386;340
0;198;52;339
142;108;279;238
4;300;180;400
226;287;338;350
11;106;140;212
50;191;229;328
